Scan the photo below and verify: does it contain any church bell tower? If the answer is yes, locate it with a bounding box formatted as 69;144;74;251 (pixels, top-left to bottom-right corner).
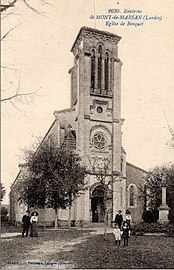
69;27;126;224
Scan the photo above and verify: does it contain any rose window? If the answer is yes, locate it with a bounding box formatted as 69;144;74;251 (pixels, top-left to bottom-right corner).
92;133;106;150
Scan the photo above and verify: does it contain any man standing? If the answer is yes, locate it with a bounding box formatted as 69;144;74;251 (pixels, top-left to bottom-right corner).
114;210;123;229
22;210;30;237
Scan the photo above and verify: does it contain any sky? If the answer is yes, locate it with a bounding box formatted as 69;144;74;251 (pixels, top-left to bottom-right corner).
2;0;174;204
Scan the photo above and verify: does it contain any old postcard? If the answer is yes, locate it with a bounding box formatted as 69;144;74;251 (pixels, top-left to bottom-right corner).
1;0;174;269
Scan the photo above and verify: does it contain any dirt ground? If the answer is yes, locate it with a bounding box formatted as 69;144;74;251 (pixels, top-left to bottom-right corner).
1;227;174;269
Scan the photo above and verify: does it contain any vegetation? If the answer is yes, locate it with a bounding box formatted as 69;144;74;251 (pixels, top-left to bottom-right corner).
131;222;174;237
1;206;8;222
0;183;6;202
18;143;86;228
142;209;159;223
145;163;174;222
1;0;51;111
1;0;51;14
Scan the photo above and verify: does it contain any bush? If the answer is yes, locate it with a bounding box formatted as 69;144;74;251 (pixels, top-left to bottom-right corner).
132;222;174;236
168;209;174;223
142;210;159;223
1;206;8;222
166;224;174;237
1;222;23;233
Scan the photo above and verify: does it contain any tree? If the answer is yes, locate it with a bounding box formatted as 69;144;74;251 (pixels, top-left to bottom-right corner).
170;128;174;149
0;183;6;202
18;142;86;228
1;0;51;14
18;173;46;209
145;163;174;211
1;0;51;111
1;206;8;222
88;155;120;240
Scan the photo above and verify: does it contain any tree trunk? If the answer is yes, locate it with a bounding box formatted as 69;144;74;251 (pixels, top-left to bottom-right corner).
68;205;72;228
54;208;59;229
103;191;107;240
68;193;72;228
44;207;46;230
104;211;107;240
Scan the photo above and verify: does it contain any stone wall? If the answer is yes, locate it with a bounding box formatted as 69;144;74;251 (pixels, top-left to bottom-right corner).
126;162;146;223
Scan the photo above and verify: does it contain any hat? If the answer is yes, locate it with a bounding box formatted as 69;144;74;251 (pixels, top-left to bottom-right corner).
126;209;131;214
123;221;129;226
118;210;122;213
31;211;38;216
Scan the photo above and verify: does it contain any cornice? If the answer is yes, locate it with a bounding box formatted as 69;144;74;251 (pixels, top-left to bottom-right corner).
113;57;123;65
71;26;122;55
90;89;113;98
54;107;75;117
90;118;113;124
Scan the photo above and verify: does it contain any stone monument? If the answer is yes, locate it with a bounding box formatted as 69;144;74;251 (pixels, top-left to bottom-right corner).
158;173;170;223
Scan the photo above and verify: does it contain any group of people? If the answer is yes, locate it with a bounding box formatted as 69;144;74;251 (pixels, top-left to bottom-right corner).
22;210;39;238
113;209;132;246
22;209;131;243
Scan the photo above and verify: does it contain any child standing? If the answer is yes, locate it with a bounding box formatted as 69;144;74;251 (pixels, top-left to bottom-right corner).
122;221;130;246
113;223;122;246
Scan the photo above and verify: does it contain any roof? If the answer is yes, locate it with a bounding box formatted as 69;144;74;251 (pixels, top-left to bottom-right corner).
71;26;122;52
10;119;58;192
10;169;22;191
53;107;75;117
126;162;147;173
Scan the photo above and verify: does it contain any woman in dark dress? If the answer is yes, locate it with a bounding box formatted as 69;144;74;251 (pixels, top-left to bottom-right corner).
30;211;38;237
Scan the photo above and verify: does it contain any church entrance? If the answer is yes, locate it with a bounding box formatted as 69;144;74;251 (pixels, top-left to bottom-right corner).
91;185;105;223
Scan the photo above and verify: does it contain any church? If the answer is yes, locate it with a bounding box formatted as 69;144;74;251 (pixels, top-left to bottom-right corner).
9;27;146;226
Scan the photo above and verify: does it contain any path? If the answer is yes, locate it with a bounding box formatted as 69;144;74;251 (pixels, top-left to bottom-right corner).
1;227;113;269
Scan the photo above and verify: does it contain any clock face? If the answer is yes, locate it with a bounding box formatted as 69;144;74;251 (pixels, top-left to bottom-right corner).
92;132;106;150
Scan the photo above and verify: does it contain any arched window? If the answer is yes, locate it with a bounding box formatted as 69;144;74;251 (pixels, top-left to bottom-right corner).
128;184;137;207
91;49;95;90
98;45;102;92
90;46;111;96
104;52;109;91
130;186;134;206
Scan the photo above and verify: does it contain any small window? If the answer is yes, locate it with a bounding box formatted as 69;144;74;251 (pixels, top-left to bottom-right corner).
128;184;137;208
130;186;134;206
98;45;102;91
91;49;95;89
97;106;103;114
121;157;123;172
120;186;123;206
105;52;109;91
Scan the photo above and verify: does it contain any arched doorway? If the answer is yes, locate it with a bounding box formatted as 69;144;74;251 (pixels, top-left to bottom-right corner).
91;185;105;223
